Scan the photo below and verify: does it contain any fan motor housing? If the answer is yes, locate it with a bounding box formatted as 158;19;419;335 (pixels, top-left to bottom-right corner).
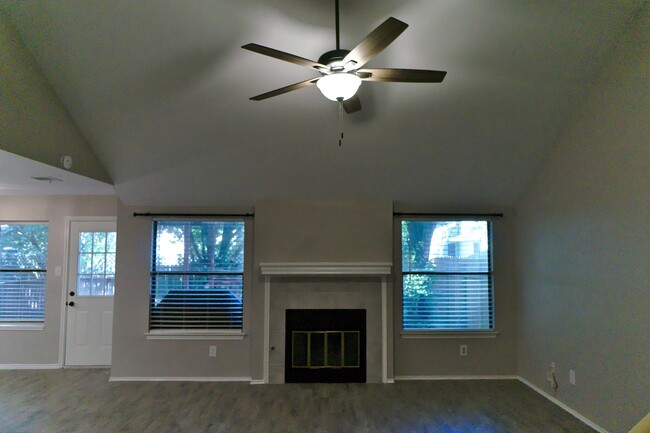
318;49;351;66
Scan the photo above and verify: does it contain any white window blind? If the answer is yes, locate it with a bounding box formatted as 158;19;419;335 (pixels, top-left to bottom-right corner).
149;220;245;330
0;223;48;322
401;220;493;331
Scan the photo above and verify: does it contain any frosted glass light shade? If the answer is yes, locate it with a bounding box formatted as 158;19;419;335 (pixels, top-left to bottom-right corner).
316;73;362;101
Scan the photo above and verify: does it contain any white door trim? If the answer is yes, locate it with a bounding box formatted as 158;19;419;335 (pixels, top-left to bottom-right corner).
58;216;117;368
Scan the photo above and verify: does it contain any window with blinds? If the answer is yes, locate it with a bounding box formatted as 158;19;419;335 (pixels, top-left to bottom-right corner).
0;223;48;323
401;220;493;331
149;220;245;330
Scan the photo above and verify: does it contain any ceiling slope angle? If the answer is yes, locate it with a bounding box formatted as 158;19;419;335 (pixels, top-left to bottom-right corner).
0;1;643;206
0;9;112;187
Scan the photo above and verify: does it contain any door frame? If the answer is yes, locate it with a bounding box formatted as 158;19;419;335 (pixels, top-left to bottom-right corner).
58;216;117;368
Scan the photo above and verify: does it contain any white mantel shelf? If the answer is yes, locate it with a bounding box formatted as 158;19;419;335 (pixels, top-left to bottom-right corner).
259;262;392;276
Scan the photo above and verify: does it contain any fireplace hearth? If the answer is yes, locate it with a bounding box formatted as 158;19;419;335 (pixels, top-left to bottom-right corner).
285;309;366;383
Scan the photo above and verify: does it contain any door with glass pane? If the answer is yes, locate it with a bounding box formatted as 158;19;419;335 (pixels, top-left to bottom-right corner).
65;220;116;366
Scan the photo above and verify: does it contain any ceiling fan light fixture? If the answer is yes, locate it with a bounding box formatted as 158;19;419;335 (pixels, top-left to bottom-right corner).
316;73;362;101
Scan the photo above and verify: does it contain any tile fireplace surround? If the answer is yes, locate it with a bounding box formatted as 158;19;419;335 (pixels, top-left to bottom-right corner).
260;263;392;384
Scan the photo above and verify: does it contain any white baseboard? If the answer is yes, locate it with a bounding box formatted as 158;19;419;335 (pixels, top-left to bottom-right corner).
63;365;109;369
394;375;519;381
109;376;252;382
0;364;60;370
250;379;265;385
517;376;608;433
384;378;395;384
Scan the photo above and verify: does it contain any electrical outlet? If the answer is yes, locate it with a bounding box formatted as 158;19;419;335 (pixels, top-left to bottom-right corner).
209;345;217;358
546;362;558;391
460;345;468;356
569;369;575;385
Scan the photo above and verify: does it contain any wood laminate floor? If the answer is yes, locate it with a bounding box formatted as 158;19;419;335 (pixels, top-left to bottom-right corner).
0;369;597;433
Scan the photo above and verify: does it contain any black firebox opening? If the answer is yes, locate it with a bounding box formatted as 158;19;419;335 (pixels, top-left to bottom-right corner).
285;309;366;383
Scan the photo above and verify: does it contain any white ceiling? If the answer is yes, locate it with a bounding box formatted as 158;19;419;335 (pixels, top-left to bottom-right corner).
0;149;114;196
1;0;641;207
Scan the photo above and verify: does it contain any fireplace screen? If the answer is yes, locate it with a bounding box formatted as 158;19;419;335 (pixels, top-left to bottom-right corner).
292;331;360;369
285;309;366;383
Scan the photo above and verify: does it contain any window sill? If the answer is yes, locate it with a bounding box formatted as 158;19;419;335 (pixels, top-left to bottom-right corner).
0;323;45;331
145;330;246;340
401;330;499;339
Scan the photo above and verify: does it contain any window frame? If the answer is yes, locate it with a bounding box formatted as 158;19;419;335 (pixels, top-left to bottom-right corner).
398;217;498;338
0;222;48;330
145;218;247;340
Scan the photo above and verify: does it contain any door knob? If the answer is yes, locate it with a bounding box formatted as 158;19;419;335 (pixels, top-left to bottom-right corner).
69;291;75;296
67;301;75;307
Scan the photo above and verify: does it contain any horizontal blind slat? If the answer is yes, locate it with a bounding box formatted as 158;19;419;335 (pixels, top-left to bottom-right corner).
401;220;493;331
149;220;245;330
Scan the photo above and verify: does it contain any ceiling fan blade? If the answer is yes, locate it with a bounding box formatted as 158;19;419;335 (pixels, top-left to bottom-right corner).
250;78;320;101
358;68;447;83
342;95;362;114
342;17;408;68
242;43;326;70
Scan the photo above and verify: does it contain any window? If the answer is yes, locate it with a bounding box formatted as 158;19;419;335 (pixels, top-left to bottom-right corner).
401;220;493;331
149;220;245;331
77;231;116;296
0;223;48;323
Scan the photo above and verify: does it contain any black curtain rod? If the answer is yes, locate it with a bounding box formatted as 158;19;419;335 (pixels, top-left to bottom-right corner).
133;212;254;218
394;212;504;218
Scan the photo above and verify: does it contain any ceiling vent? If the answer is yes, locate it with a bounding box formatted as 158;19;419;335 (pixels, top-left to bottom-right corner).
30;176;63;183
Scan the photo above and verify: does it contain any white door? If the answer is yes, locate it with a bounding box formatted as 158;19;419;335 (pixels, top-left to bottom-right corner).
65;220;116;366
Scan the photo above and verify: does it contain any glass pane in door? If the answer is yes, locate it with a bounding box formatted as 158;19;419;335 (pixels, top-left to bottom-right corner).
77;231;116;296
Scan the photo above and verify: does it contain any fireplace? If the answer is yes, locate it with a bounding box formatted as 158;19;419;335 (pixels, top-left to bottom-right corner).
285;309;366;383
260;262;392;384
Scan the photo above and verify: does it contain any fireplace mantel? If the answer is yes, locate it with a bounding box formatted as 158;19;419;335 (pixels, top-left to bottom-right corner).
260;262;392;276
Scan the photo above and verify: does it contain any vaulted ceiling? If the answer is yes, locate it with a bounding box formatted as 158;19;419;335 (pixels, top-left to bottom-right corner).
0;1;642;207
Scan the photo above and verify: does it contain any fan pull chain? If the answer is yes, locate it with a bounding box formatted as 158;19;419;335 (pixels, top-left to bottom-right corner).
338;100;344;146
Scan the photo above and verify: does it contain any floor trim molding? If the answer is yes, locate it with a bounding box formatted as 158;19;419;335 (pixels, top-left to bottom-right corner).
0;364;60;370
394;375;519;381
250;379;265;385
109;376;252;382
517;376;608;433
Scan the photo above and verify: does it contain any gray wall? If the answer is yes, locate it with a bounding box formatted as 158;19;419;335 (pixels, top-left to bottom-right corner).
0;195;117;365
110;201;254;379
393;211;518;377
515;7;649;432
0;11;111;184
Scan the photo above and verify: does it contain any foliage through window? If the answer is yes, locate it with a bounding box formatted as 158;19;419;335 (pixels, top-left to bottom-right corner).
401;220;493;331
0;223;48;322
78;231;116;296
150;220;245;331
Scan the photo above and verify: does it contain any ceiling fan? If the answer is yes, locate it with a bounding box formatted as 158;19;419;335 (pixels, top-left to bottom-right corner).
242;0;447;114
